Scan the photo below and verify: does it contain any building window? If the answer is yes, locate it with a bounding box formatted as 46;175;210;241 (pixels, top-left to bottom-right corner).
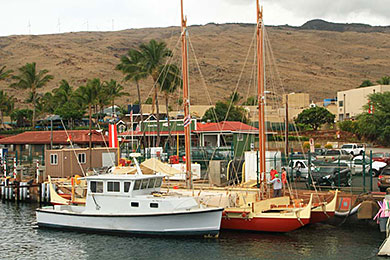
339;101;343;107
339;114;344;121
237;134;244;142
78;153;86;164
131;202;139;207
124;182;132;192
90;181;103;193
50;154;58;165
346;113;350;119
107;181;120;192
150;203;159;208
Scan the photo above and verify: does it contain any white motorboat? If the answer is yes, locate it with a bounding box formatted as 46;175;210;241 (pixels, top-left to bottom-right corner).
36;157;223;237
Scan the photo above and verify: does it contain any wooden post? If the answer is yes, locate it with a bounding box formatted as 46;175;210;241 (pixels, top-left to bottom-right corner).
257;1;266;184
181;0;192;189
285;94;289;158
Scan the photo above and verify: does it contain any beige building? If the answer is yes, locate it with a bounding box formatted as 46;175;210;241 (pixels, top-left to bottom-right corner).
282;93;310;109
337;85;390;121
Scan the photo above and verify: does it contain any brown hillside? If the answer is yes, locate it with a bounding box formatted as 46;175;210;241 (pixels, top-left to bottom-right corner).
0;22;389;109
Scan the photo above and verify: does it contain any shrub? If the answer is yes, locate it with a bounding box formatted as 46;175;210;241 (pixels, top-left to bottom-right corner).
324;143;333;149
315;143;321;148
303;141;310;150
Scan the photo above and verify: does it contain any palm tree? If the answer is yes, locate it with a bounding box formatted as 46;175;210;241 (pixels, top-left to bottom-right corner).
139;40;173;147
74;78;100;169
158;64;182;147
10;62;53;128
53;80;74;106
0;90;15;128
104;79;129;117
0;66;13;81
116;48;148;150
377;76;390;85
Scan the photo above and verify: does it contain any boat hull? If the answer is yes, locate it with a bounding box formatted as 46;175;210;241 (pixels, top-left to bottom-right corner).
36;207;223;236
310;211;335;224
221;217;310;233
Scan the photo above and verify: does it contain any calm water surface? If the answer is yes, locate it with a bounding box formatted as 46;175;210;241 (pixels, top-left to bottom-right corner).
0;202;384;259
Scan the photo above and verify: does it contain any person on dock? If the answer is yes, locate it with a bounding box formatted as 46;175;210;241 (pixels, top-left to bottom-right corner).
281;167;287;194
268;173;282;197
294;162;302;182
270;169;278;180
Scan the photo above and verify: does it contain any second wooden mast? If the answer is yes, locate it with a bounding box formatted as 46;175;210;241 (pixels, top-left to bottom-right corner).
181;0;192;189
257;1;266;185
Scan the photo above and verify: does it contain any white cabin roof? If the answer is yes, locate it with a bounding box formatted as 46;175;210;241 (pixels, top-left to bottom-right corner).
84;174;163;181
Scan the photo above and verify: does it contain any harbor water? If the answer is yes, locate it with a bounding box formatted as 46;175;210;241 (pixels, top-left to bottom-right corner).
0;202;384;259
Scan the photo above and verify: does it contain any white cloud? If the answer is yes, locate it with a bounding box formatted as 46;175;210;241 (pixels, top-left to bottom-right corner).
0;0;388;36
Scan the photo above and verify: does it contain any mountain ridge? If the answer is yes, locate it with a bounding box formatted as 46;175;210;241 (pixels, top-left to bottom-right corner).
0;20;389;109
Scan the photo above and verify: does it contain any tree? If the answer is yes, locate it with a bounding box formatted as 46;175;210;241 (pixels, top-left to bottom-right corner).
243;95;258;106
53;80;74;106
0;66;13;81
11;62;53;128
358;80;374;88
354;92;390;145
140;39;173;147
0;90;14;128
54;101;84;128
116;48;148;149
104;79;129;117
227;91;243;105
202;101;249;123
377;76;390;85
158;64;182;147
295;106;335;130
11;109;33;127
74;79;100;168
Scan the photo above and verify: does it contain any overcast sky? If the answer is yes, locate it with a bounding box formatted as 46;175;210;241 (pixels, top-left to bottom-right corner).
0;0;389;36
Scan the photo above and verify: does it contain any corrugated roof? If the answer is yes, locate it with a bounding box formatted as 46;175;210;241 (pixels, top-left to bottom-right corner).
0;130;109;145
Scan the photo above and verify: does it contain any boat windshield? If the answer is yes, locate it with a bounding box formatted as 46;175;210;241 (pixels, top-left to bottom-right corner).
342;145;353;149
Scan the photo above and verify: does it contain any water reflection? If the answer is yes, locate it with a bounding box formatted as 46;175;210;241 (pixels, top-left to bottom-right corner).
0;202;384;260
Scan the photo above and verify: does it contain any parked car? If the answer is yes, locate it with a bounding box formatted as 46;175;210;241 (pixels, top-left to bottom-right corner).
346;155;387;176
288;160;313;179
372;152;390;165
315;149;353;162
309;162;352;188
377;166;390;192
341;143;365;156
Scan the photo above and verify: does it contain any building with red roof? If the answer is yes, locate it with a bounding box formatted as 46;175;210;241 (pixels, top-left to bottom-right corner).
0;130;109;161
120;119;259;157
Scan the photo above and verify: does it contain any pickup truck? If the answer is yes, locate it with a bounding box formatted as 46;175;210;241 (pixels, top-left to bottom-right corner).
341;143;365;156
315;149;353;162
341;155;387;176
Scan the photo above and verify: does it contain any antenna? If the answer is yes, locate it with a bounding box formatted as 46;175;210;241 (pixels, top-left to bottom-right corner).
57;18;61;33
28;20;31;34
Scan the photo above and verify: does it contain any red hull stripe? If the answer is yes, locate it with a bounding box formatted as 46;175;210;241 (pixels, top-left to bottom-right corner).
309;212;335;224
221;217;310;232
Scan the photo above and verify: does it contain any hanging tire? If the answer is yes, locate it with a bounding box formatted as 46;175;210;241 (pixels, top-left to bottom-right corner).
372;170;379;177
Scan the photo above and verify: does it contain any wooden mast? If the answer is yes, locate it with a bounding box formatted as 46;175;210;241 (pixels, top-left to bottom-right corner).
256;1;266;184
181;0;192;189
